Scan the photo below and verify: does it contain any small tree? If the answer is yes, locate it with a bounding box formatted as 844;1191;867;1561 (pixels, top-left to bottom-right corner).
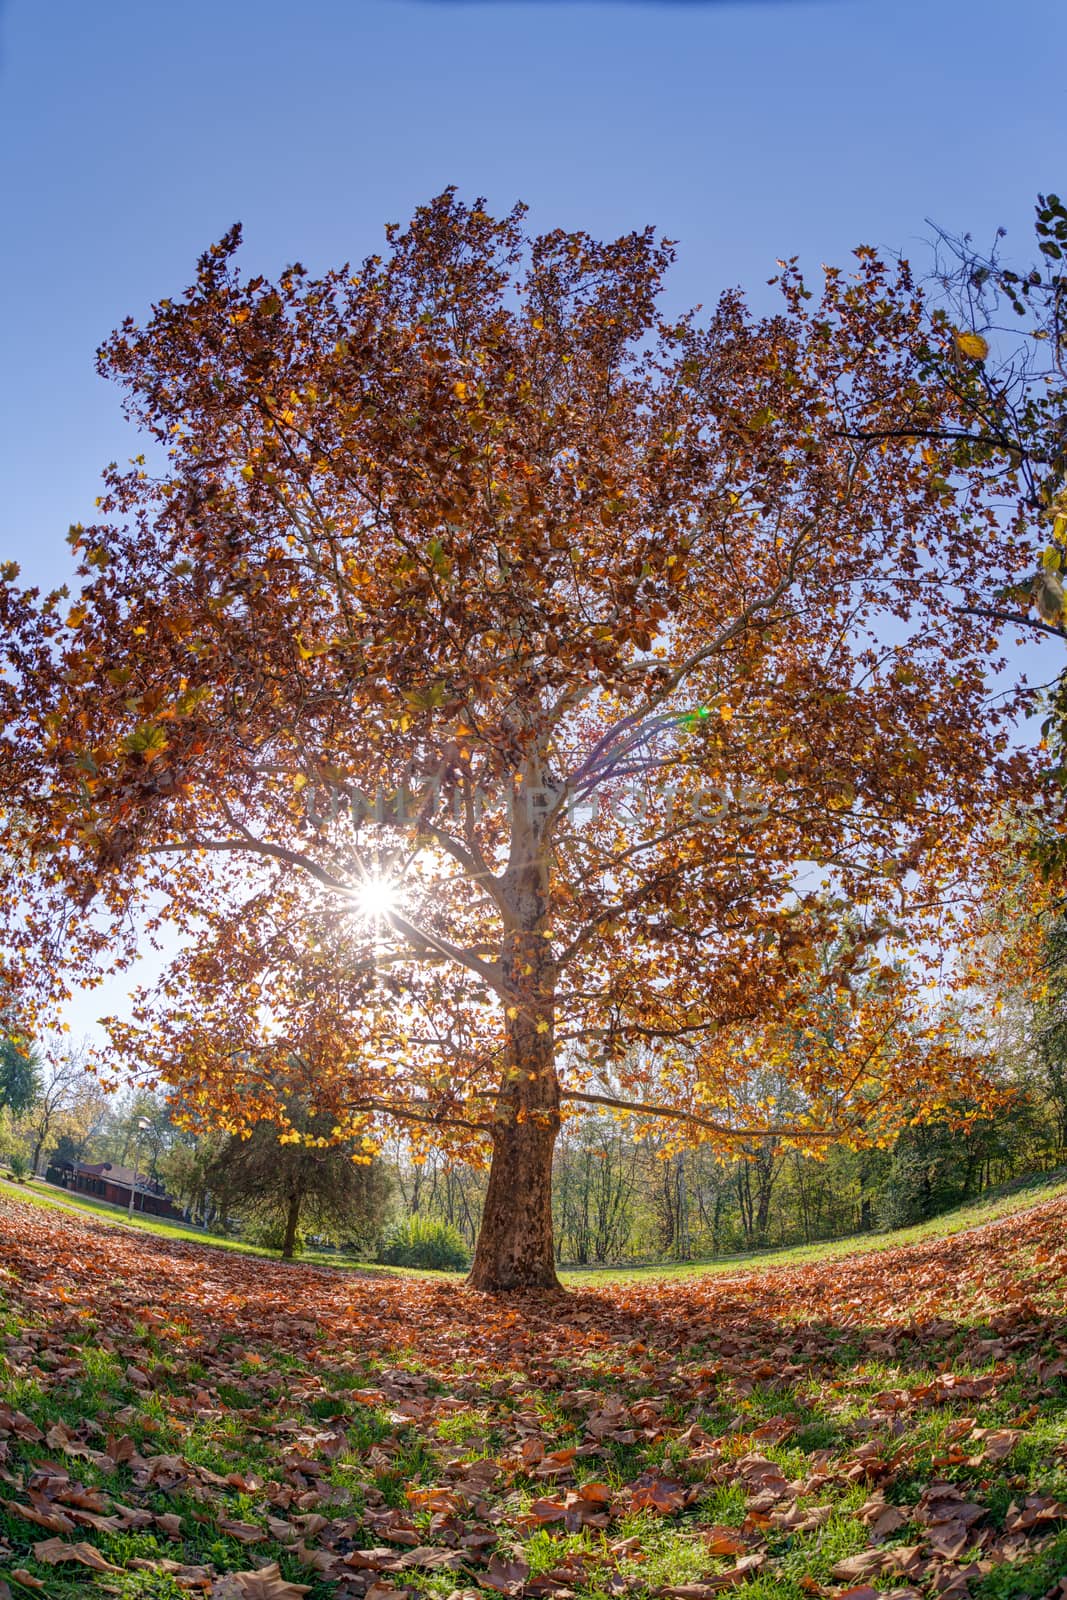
206;1103;390;1259
158;1132;228;1227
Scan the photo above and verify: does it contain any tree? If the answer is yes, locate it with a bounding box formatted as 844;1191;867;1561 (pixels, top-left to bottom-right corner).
158;1132;228;1227
94;1091;177;1178
19;1043;93;1176
0;193;1034;1289
204;1105;390;1260
0;1035;40;1118
553;1116;639;1264
912;195;1067;855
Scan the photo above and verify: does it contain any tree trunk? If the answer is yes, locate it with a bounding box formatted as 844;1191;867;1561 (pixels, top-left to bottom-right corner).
468;811;562;1292
281;1190;301;1261
469;1102;560;1290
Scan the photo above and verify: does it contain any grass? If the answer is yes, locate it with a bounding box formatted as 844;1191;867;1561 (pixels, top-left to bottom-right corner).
564;1165;1067;1283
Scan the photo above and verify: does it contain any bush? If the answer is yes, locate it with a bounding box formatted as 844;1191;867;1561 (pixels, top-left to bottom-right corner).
7;1152;30;1183
243;1215;305;1255
377;1214;469;1271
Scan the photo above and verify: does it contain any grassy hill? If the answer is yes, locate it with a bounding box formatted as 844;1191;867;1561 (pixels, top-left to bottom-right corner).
0;1184;1065;1599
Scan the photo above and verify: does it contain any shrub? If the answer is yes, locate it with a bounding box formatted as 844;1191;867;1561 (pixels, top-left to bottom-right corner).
377;1214;469;1271
243;1215;305;1255
7;1152;29;1182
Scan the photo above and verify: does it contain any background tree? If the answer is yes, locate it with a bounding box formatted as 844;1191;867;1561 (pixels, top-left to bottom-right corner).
906;194;1067;859
204;1102;390;1260
0;193;1036;1289
158;1131;229;1227
19;1043;95;1176
0;1035;40;1118
553;1116;640;1265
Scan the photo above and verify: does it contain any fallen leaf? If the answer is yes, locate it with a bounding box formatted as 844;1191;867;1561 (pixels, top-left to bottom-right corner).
32;1536;123;1573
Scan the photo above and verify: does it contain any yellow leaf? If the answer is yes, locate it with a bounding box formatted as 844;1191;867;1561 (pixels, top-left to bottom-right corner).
955;330;989;361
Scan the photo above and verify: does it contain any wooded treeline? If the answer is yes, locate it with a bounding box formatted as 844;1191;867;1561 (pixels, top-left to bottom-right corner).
1;1062;1064;1266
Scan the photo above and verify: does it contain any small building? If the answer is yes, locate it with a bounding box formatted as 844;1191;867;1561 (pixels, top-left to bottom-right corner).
46;1159;183;1220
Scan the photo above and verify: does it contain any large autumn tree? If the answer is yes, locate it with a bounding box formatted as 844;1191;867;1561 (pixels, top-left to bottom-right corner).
0;193;1034;1288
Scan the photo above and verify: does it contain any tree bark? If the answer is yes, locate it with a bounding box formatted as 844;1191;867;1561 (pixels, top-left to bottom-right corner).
468;1094;560;1290
281;1189;302;1260
469;803;562;1292
468;952;561;1290
467;771;565;1292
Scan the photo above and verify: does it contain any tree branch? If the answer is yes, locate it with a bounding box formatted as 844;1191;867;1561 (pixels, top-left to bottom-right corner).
558;1088;846;1142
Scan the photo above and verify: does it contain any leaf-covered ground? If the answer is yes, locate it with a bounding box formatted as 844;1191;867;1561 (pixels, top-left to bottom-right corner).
0;1193;1065;1600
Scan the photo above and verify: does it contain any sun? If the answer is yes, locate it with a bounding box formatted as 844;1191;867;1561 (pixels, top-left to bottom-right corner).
353;875;400;923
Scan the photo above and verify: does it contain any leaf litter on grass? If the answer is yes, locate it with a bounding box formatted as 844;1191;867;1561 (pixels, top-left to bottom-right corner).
0;1194;1065;1599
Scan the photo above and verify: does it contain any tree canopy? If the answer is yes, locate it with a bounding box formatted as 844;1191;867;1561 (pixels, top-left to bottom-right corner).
0;192;1035;1287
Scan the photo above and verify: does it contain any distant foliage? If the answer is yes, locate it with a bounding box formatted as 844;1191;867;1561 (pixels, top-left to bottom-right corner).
378;1214;469;1271
7;1152;29;1182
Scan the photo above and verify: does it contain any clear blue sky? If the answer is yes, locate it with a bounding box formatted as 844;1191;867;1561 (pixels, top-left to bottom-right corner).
0;0;1062;1038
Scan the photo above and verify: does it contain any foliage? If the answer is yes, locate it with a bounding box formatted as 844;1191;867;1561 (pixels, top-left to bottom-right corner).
0;193;1038;1287
377;1211;469;1270
0;1033;40;1117
925;194;1067;868
553;1117;640;1263
0;1187;1066;1598
7;1150;29;1181
14;1042;103;1177
157;1130;229;1227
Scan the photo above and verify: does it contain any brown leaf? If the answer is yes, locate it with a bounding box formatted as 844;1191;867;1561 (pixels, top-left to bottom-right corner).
970;1426;1022;1462
704;1527;749;1555
627;1472;689;1514
219;1517;269;1544
209;1564;312;1599
656;1556;765;1595
32;1536;124;1573
829;1551;889;1582
4;1497;77;1535
480;1553;531;1595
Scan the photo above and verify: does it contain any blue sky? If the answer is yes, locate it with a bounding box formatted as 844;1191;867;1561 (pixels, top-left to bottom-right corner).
0;0;1063;1039
2;0;1065;593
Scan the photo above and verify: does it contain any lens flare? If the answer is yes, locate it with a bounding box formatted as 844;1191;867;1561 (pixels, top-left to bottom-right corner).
354;876;399;921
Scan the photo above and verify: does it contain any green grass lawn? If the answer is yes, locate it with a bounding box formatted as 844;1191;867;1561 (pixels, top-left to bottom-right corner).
0;1176;408;1274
